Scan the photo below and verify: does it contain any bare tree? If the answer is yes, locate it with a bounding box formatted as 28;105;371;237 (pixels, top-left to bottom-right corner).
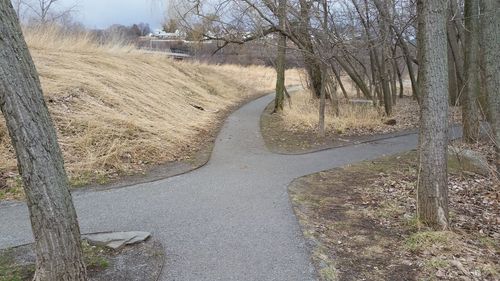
0;1;87;280
416;0;450;229
21;0;76;24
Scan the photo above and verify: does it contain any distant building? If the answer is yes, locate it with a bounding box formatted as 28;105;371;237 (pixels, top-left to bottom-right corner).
150;29;186;40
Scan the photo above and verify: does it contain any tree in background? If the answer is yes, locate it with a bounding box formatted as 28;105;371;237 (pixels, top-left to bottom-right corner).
480;0;500;174
274;0;286;112
462;0;481;142
416;0;450;229
0;1;87;280
15;0;77;24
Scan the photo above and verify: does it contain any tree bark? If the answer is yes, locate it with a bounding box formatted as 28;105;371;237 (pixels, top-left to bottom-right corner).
447;43;459;106
334;55;372;100
0;2;87;280
297;0;322;99
446;0;464;104
318;65;327;137
401;38;420;103
396;61;405;98
480;0;500;174
462;0;481;142
331;65;349;100
416;0;450;229
274;0;286;113
391;58;398;106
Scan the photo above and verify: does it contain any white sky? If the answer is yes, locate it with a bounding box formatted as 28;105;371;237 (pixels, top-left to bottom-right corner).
62;0;166;29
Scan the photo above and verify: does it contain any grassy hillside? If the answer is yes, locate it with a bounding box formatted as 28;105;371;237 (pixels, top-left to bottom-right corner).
0;27;302;198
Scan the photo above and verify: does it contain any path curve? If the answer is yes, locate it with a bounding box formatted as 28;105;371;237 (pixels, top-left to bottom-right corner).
0;93;441;280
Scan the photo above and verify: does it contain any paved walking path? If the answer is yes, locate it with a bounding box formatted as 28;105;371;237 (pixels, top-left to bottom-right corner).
0;93;445;280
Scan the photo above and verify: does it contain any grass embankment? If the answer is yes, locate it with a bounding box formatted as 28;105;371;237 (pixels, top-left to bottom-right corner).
289;151;499;281
0;26;302;200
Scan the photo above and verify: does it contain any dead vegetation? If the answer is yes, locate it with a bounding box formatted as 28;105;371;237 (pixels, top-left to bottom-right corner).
0;26;302;200
282;87;462;137
289;144;499;281
261;86;462;154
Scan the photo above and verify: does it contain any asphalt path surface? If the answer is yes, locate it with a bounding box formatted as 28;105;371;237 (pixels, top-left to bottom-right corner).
0;93;457;280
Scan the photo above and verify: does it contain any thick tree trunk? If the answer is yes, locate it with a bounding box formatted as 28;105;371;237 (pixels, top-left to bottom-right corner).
0;2;87;280
274;0;286;113
462;0;481;142
480;0;500;174
416;0;450;229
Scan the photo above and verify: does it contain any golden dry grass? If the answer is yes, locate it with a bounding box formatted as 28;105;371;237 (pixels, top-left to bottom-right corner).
282;89;385;135
0;26;301;193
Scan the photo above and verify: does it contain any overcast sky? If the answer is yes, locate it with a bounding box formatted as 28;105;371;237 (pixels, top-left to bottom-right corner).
64;0;166;30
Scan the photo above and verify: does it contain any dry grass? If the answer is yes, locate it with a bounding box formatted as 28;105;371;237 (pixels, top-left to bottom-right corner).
0;26;301;197
282;89;385;135
280;83;461;137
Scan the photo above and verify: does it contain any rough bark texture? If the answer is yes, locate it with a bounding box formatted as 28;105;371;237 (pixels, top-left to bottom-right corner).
0;1;87;280
480;0;500;174
462;0;481;142
416;0;450;229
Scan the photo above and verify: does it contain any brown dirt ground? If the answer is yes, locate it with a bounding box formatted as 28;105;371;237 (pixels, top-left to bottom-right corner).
0;238;164;281
289;150;499;281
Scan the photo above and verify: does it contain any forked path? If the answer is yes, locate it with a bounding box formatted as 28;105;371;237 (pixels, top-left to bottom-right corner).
0;93;429;280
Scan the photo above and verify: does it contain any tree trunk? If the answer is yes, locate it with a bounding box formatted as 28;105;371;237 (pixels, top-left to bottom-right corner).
446;0;464;103
334;56;372;100
480;0;500;174
274;0;286;113
447;43;459;106
373;0;392;115
304;54;322;98
416;0;450;229
402;39;420;103
462;0;481;143
318;65;327;137
396;62;405;98
298;0;322;99
391;60;398;106
331;65;349;100
0;2;87;280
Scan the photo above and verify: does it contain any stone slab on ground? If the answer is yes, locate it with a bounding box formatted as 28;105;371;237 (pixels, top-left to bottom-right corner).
448;146;490;176
82;231;151;249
